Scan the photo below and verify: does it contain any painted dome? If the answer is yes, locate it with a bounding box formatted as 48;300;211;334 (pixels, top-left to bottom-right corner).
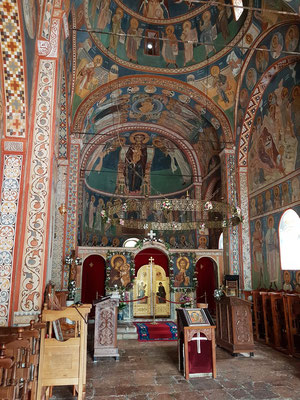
84;0;250;73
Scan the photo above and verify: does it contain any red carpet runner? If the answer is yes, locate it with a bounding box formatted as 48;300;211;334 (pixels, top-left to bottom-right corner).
134;321;177;341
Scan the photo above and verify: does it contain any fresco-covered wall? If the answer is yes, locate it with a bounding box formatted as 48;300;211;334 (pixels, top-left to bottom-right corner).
246;43;300;290
21;0;38;108
250;202;300;291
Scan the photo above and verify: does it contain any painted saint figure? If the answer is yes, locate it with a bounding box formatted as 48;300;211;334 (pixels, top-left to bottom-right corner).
162;25;178;68
252;220;264;287
181;21;197;66
126;18;142;63
157;282;166;303
174;256;190;287
199;11;216;56
109;8;124;54
124;132;149;193
265;216;279;289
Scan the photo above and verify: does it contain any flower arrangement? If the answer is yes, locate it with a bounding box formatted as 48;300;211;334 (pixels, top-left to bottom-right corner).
204;201;213;211
162;200;172;210
180;294;192;308
101;210;110;224
231;206;244;225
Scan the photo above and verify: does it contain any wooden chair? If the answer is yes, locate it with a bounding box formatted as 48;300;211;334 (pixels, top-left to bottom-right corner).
0;344;16;400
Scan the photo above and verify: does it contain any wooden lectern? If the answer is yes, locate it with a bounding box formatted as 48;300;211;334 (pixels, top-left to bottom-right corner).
93;296;120;360
177;308;216;380
215;295;254;356
37;304;91;400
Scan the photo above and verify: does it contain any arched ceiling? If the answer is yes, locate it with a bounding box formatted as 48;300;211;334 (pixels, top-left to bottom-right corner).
69;0;297;201
84;0;249;72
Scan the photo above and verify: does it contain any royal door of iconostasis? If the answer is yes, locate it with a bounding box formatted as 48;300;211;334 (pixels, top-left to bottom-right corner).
133;248;170;318
133;264;170;318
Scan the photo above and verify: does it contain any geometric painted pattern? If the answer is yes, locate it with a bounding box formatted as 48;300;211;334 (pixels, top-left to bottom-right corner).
18;59;56;314
0;0;26;137
58;69;68;158
0;155;22;326
226;151;239;275
239;168;251;289
41;0;53;40
64;143;80;288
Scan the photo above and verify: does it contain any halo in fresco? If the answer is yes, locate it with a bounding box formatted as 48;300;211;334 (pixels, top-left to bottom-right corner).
84;0;251;73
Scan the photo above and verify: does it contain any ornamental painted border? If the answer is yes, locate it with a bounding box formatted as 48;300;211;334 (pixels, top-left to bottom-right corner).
0;0;26;137
0;155;22;326
18;60;56;313
72;76;232;143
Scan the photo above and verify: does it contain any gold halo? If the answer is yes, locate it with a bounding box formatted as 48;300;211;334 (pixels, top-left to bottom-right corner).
111;254;126;267
166;25;174;34
183;21;191;30
93;55;103;66
203;11;211;21
210;65;220;77
129;132;150;144
130;17;139;28
176;256;190;270
152;137;163;148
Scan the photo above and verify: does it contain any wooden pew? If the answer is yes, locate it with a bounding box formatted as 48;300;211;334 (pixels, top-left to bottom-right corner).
283;293;300;358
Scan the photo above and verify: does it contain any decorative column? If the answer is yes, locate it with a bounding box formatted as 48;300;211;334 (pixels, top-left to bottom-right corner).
12;2;65;325
219;146;240;276
0;1;28;326
238;167;252;290
63;140;81;289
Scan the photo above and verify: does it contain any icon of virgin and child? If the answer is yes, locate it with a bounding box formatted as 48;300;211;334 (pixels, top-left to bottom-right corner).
109;254;131;288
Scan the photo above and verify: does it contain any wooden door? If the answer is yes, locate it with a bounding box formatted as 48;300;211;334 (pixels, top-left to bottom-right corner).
196;257;217;313
81;255;105;315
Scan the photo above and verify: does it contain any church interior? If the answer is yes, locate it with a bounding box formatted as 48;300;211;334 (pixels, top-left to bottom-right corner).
0;0;300;398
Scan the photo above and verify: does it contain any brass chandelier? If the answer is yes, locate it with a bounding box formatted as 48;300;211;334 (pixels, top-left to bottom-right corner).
101;198;243;231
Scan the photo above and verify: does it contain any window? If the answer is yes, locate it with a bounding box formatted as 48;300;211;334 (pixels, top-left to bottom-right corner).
218;233;223;250
123;238;139;248
232;0;244;21
279;209;300;270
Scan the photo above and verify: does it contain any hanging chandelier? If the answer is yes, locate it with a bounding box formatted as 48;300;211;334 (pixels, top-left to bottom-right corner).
101;198;243;231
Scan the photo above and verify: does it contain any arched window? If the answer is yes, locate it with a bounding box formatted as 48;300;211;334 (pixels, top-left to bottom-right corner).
218;233;223;250
123;238;139;248
279;209;300;270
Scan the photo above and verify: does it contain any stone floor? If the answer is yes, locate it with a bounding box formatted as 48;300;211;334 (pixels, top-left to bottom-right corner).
51;338;300;400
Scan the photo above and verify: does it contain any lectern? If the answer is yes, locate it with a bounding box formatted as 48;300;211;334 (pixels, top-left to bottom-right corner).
94;296;120;360
215;295;254;355
177;308;216;380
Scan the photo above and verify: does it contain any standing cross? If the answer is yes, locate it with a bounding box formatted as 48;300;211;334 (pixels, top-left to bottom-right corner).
147;230;156;241
149;256;155;265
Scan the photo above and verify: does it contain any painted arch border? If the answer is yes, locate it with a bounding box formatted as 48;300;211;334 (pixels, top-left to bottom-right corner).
80;122;203;187
72;75;233;144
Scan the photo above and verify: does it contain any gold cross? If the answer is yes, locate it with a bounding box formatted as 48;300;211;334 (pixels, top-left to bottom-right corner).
149;256;155;265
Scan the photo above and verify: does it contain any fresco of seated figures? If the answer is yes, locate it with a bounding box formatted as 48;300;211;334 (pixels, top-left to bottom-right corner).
248;62;300;194
84;0;249;72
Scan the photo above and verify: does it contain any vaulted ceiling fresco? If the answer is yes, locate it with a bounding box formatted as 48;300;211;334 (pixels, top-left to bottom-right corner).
67;0;298;246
